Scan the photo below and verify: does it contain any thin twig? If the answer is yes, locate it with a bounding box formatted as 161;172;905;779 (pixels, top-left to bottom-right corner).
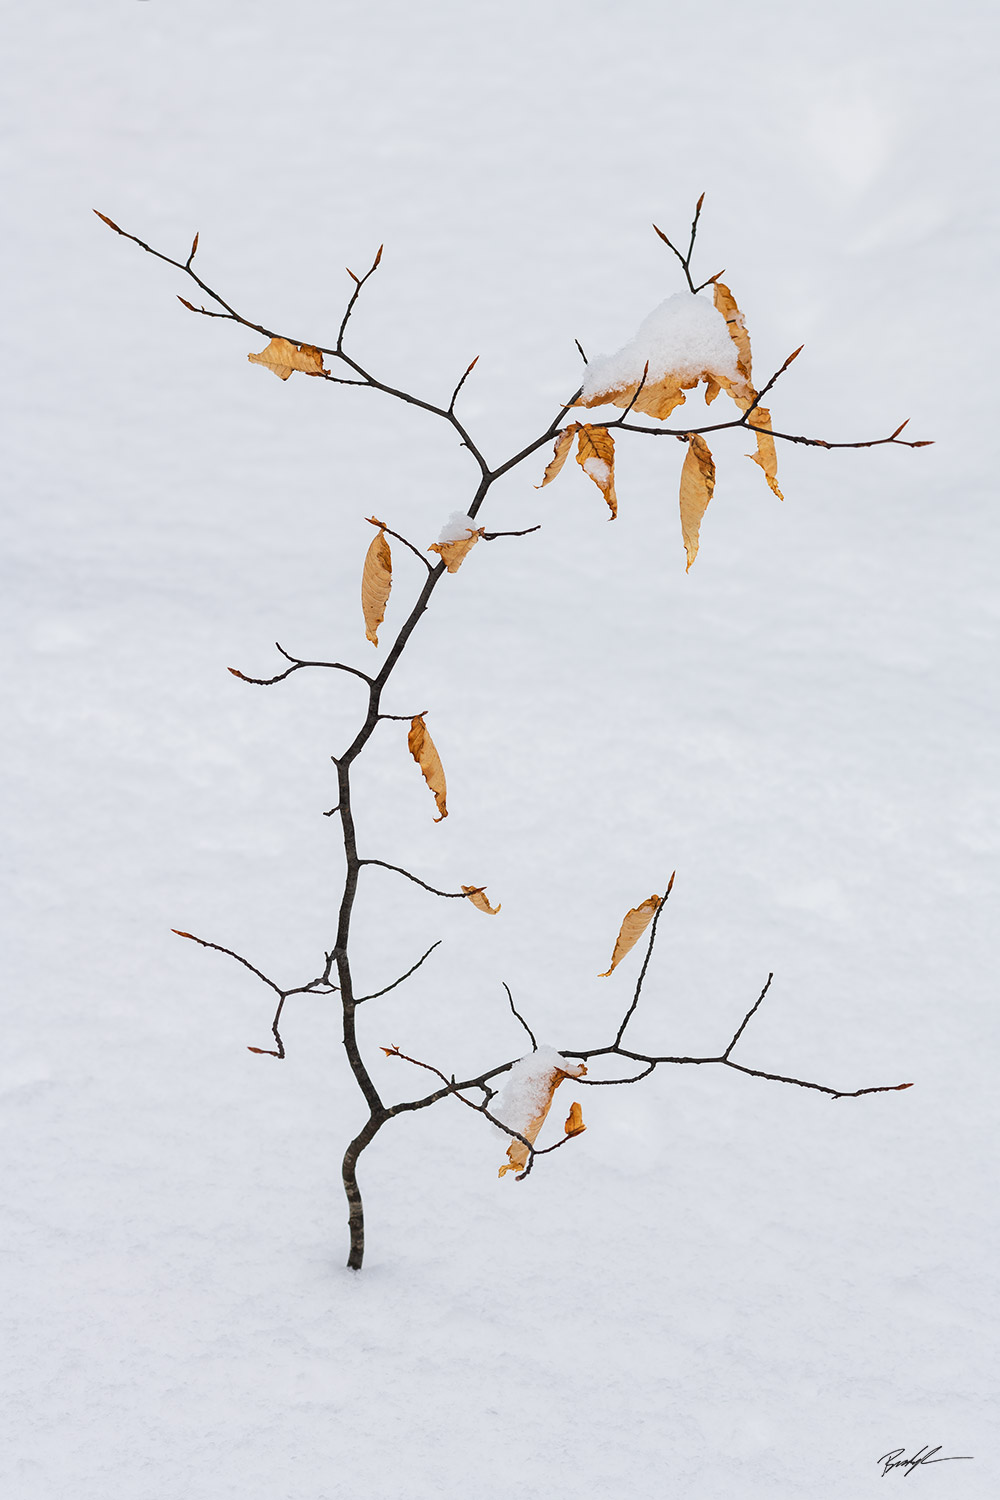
613;872;675;1047
369;518;435;573
448;355;480;413
480;525;542;541
723;973;774;1058
502;982;537;1051
359;859;480;900
355;942;442;1003
171;928;283;996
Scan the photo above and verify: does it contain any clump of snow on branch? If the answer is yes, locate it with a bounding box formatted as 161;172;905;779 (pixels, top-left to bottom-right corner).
492;1046;586;1139
581;291;738;403
437;511;478;544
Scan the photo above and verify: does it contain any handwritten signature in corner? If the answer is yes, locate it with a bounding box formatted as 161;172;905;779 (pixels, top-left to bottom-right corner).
878;1446;973;1478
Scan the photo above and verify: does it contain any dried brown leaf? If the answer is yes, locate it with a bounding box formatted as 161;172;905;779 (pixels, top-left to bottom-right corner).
499;1059;587;1177
408;714;447;822
564;1100;586;1137
361;521;392;645
712;281;753;388
575;425;618;518
428;528;483;573
746;407;783;500
462;884;501;915
536;424;578;488
599;894;662;977
679;434;716;572
576;371;697;422
248;336;327;381
703;375;721;406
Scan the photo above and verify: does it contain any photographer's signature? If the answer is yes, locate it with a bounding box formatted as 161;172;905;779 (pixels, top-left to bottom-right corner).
878;1446;973;1478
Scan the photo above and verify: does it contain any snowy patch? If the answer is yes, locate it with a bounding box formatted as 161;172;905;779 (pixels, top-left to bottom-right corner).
437;510;478;543
492;1045;586;1139
582;457;610;483
581;291;738;403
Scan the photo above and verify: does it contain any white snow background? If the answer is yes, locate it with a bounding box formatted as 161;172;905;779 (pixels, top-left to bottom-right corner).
4;2;998;1496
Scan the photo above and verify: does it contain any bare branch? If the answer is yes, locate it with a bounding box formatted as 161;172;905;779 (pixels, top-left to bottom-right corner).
613;872;675;1047
448;355;480;413
355;941;442;1003
502;982;537;1051
229;643;373;688
359;859;481;900
367;516;434;573
171;928;283;996
722;973;774;1057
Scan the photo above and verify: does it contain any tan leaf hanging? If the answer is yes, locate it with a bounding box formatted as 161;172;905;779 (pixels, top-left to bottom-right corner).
408;714;447;821
576;370;697;422
679;434;716;572
428;528;483;573
746;407;784;499
361;519;392;645
498;1056;588;1177
564;1100;586;1137
576;425;618;518
536;424;579;488
712;282;753;391
599;893;663;976
248;336;327;381
462;884;501;915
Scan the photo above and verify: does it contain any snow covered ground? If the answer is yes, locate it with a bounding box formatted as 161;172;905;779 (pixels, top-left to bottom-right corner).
4;2;998;1496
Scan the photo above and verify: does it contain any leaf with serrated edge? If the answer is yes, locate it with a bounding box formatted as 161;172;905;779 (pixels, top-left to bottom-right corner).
361;521;392;645
746;407;783;500
576;426;618;518
428;529;483;573
599;894;662;976
679;435;716;572
408;714;447;821
462;885;500;915
248;336;326;381
536;424;578;488
499;1059;587;1177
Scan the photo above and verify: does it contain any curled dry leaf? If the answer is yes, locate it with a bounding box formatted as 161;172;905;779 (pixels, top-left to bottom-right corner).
564;1100;586;1137
679;434;716;572
746;407;783;500
536;424;578;488
248;336;327;381
462;884;501;915
499;1056;588;1177
408;714;447;822
599;893;663;977
361;519;392;645
576;369;697;422
712;281;754;405
428;529;483;573
576;425;618;518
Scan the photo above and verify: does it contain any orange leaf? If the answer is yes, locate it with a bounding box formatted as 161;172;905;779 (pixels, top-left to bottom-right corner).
536;424;578;488
746;407;783;500
575;426;618;518
361;521;392;645
248;336;327;381
428;529;483;573
679;434;716;572
599;893;662;976
712;281;753;394
408;714;447;821
498;1052;587;1177
462;885;501;915
564;1100;586;1137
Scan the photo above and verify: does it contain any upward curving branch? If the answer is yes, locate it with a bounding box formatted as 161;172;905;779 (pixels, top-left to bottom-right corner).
111;201;920;1269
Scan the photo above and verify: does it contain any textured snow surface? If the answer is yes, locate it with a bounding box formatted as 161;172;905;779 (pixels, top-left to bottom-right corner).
4;2;999;1498
580;290;738;401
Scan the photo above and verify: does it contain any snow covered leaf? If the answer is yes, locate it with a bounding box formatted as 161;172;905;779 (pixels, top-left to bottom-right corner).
564;1100;586;1137
576;425;618;518
248;336;327;381
462;884;501;915
361;519;392;646
679;435;716;572
573;292;741;422
429;530;482;572
536;424;578;488
746;407;783;499
599;893;662;976
495;1047;588;1178
408;714;447;821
